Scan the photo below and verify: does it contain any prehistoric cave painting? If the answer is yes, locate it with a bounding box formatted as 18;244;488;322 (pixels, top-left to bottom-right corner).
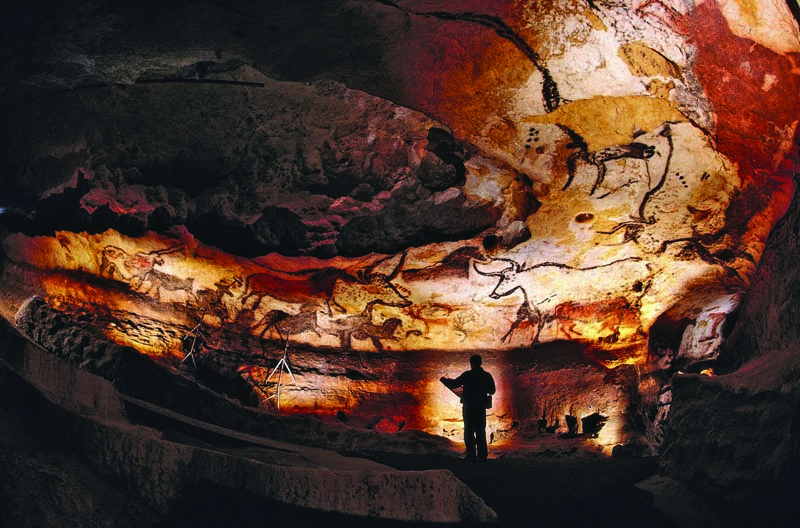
241;252;411;316
473;256;650;345
473;257;542;344
377;1;561;112
552;124;656;196
404;303;456;337
499;295;542;344
401;246;484;282
138;267;197;303
619;123;675;224
98;244;179;285
313;300;402;352
96;243;195;302
191;276;242;323
633;0;693;33
584;122;744;275
252;305;323;342
327;252;412;314
344;317;403;353
546;297;645;344
557;123;657;197
451;310;480;342
240;267;337;314
227;252;415;351
515;118;742;289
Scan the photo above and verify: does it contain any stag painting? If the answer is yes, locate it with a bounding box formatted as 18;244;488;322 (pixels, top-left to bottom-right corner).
327;252;412;315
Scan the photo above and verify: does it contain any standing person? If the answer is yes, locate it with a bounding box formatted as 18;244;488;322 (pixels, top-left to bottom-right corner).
440;354;496;461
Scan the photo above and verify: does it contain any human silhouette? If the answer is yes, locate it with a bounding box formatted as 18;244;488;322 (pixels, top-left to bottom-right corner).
440;354;496;461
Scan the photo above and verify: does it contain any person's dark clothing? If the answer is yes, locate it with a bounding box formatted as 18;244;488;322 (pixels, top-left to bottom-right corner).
462;402;488;460
441;366;496;460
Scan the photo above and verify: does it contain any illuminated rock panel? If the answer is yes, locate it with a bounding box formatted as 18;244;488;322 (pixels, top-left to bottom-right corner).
0;0;798;453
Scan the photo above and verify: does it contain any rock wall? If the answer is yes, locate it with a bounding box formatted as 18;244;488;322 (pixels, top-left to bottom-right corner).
9;295;638;453
660;173;800;525
2;0;798;360
0;316;497;526
1;0;800;494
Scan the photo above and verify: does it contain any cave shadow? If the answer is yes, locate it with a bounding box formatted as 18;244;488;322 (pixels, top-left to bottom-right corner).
153;482;488;528
343;450;672;528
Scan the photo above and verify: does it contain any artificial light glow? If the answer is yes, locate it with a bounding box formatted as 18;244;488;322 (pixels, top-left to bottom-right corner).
0;159;753;455
3;228;744;357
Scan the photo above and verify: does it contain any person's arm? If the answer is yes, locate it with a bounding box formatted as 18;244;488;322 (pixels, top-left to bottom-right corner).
440;373;464;389
487;373;496;395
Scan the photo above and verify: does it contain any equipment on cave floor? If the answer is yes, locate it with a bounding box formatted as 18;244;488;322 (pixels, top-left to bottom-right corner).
180;313;207;369
265;328;297;411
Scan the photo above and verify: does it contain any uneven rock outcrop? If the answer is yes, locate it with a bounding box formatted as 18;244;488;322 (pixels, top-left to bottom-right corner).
1;307;497;526
659;177;800;525
1;0;799;524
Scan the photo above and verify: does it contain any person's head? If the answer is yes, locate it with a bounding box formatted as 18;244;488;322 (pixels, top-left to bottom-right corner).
469;354;482;368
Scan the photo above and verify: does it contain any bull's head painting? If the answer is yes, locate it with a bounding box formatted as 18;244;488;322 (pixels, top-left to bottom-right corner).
1;0;797;454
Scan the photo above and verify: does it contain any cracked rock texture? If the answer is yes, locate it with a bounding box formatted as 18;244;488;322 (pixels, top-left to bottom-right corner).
1;314;497;526
660;175;800;526
1;1;800;525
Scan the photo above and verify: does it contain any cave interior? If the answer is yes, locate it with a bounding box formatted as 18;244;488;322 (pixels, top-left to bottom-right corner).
1;1;800;527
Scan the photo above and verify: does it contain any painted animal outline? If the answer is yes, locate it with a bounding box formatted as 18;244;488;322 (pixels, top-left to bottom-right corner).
318;300;402;352
240;251;412;316
403;302;456;337
328;252;412;315
252;305;323;342
558;124;657;197
473;256;650;344
545;297;644;344
346;317;403;352
240;267;341;314
192;276;243;322
97;243;183;288
139;267;197;302
595;123;744;277
97;245;133;281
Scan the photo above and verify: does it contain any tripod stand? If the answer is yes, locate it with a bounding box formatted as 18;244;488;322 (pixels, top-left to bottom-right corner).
181;314;206;369
265;328;297;411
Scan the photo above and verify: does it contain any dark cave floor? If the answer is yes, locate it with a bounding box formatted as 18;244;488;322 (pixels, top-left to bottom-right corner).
0;354;717;528
152;454;673;528
0;313;725;528
117;386;677;527
346;451;669;528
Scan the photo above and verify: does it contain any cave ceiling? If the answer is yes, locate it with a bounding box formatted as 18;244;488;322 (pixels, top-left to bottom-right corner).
1;0;799;444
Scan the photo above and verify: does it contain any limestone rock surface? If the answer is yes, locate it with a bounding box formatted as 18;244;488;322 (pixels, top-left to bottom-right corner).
0;1;800;523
